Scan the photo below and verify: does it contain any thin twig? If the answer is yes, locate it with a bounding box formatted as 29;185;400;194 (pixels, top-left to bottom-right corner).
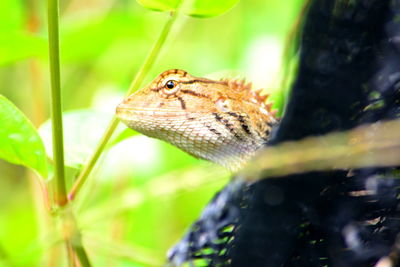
68;12;179;201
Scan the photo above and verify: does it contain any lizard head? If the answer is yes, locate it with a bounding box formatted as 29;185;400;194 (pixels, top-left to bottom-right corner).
117;69;229;117
116;69;277;170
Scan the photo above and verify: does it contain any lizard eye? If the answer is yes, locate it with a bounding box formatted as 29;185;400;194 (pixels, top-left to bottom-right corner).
162;79;180;95
165;80;177;89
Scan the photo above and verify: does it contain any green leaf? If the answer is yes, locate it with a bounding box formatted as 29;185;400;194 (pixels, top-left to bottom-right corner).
38;109;137;169
137;0;179;12
137;0;240;18
0;95;48;178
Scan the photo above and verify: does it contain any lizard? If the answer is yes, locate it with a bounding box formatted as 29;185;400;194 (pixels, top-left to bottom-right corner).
116;69;277;171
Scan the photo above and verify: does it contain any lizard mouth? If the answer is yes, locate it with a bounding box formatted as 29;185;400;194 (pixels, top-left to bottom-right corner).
116;103;188;118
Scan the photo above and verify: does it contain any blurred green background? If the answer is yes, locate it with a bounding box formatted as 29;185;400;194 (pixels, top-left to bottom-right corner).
0;0;304;266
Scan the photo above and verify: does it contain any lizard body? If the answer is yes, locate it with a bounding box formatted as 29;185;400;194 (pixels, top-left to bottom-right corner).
116;69;277;171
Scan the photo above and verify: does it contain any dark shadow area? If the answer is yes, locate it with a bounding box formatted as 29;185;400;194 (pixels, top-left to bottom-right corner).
168;0;400;266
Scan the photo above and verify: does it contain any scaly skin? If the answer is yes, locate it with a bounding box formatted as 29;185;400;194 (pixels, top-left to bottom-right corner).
116;69;277;171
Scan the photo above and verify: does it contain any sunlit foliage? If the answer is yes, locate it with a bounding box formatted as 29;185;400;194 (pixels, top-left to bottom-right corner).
0;0;304;266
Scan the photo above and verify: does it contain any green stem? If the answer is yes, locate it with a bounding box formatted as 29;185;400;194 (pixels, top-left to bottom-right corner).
62;210;92;267
125;12;178;96
68;12;179;201
72;236;92;267
47;0;67;206
65;241;75;267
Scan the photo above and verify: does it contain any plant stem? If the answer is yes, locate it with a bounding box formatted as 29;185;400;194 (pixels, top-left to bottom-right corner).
61;209;92;267
72;235;92;267
68;12;179;201
65;241;75;267
47;0;67;206
125;12;178;95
